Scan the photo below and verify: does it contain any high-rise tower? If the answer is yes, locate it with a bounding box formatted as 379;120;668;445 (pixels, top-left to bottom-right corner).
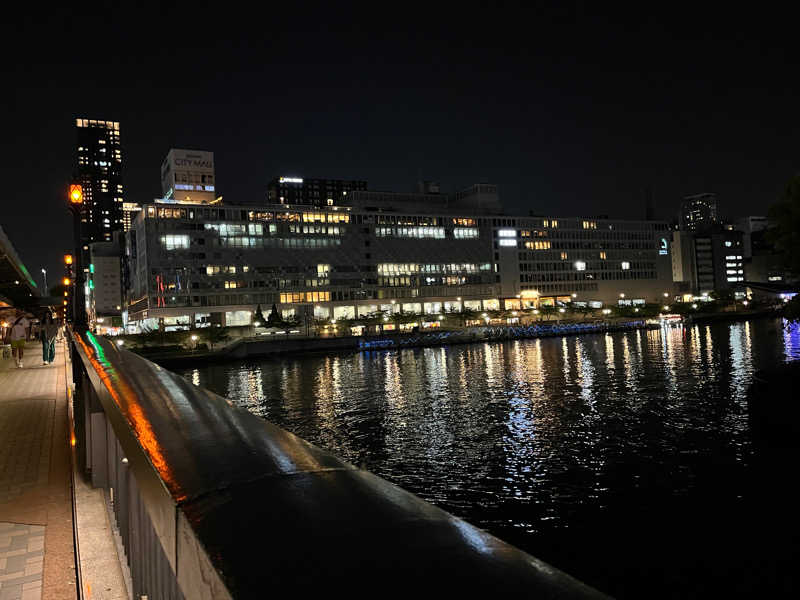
679;193;717;232
75;118;124;245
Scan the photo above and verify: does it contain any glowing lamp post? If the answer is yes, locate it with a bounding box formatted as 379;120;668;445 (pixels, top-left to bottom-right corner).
68;183;88;332
69;184;83;204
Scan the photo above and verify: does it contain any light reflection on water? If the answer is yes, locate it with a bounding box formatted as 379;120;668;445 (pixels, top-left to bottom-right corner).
181;318;798;593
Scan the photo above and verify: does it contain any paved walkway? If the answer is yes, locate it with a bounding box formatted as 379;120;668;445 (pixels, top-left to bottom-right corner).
0;340;76;599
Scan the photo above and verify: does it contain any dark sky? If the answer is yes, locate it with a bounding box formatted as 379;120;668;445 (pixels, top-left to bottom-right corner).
3;4;799;291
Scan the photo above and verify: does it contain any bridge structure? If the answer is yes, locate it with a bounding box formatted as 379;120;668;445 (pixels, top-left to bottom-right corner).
68;328;612;599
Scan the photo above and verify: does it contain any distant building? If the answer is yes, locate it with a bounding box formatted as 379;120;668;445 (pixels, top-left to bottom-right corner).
680;193;717;232
736;217;793;284
346;183;503;215
161;149;216;204
122;202;141;232
267;177;367;208
671;230;696;287
671;226;743;294
735;216;769;259
88;240;123;334
75;118;124;246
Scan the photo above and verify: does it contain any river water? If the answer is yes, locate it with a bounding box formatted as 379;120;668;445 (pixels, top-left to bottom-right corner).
177;318;800;598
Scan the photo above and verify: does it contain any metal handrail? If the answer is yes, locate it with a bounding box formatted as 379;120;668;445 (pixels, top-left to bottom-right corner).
70;328;612;598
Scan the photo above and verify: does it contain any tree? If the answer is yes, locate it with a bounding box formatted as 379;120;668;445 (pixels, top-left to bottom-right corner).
253;304;265;325
204;326;231;350
266;303;281;326
768;175;800;279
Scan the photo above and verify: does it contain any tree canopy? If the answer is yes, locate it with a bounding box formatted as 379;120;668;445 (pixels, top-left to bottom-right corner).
768;175;800;278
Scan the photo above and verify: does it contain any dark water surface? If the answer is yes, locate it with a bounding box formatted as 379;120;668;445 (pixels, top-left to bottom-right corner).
178;318;800;598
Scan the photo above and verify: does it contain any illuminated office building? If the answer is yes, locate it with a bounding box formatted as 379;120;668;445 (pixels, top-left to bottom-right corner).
123;183;673;331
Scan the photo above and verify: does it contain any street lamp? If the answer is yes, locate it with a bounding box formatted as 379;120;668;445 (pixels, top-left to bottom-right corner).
68;183;88;332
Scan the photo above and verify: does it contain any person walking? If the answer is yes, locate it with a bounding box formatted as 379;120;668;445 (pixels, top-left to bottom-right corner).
40;312;58;365
8;312;30;368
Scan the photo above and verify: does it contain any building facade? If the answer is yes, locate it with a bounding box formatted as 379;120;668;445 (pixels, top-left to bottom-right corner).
88;241;123;334
671;227;744;295
267;177;367;207
160;149;216;204
123;191;673;331
680;193;717;232
122;202;141;232
75;119;124;246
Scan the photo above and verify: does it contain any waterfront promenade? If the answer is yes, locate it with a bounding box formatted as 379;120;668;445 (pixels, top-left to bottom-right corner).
0;341;127;600
0;341;75;599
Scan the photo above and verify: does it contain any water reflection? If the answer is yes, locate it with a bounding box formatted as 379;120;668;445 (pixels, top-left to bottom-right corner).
179;318;796;594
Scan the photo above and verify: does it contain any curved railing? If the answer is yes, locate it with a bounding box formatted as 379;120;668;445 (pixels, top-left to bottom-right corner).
69;328;612;599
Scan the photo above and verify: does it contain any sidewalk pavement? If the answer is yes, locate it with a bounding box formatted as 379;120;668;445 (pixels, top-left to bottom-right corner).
0;340;76;599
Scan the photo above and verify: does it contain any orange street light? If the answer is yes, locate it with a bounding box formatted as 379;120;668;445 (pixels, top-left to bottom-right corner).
69;184;83;204
64;254;73;265
63;277;71;286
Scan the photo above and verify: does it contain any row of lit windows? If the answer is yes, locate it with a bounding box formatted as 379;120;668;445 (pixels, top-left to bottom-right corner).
160;235;189;250
206;265;250;275
261;238;342;249
375;227;446;239
453;227;479;239
76;119;119;130
219;237;265;248
249;211;351;224
280;291;331;303
377;263;490;275
205;223;263;236
521;271;656;282
296;225;344;235
524;241;551;250
375;215;441;226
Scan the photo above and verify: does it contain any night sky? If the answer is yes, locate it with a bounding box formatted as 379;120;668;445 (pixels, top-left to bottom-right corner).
3;5;799;291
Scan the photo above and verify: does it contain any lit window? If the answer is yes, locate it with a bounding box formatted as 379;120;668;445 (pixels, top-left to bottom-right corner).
498;239;517;247
453;228;479;239
160;235;189;250
621;261;630;270
497;229;516;237
575;261;586;271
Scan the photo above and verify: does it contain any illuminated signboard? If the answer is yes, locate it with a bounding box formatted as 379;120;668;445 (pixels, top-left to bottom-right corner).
659;238;668;255
279;177;304;184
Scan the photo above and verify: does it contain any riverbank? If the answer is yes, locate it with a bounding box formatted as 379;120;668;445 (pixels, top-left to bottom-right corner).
129;307;784;367
684;307;782;325
140;319;659;367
